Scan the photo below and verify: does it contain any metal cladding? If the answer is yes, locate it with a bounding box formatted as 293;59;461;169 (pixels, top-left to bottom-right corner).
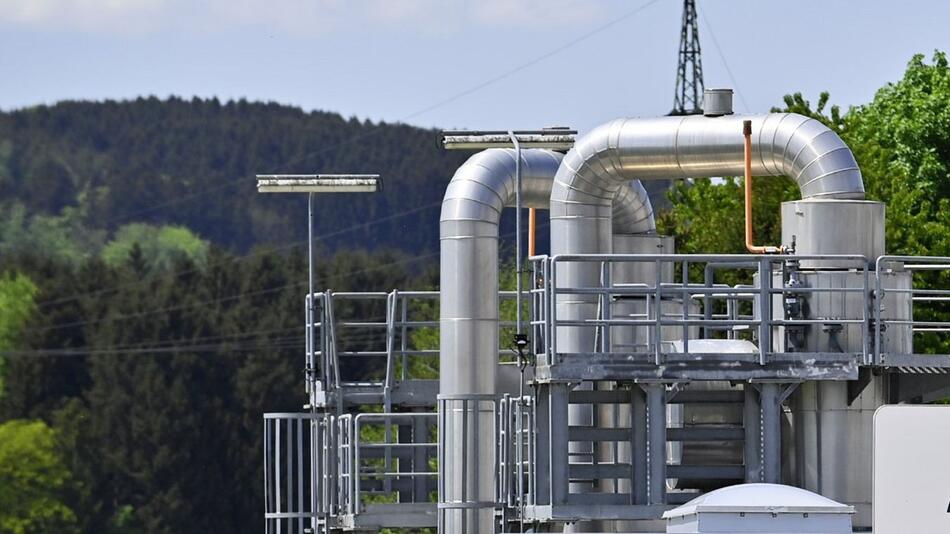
703;88;734;117
551;113;865;209
439;148;654;533
549;111;866;345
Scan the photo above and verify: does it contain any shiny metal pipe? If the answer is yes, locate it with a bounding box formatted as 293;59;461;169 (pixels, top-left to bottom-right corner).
551;113;863;528
439;148;653;534
551;111;864;398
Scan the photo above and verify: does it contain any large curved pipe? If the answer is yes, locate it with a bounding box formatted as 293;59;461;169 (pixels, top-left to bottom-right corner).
551;112;864;348
550;113;864;530
439;148;653;533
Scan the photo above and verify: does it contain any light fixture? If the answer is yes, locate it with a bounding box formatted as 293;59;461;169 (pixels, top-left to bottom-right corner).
256;174;381;193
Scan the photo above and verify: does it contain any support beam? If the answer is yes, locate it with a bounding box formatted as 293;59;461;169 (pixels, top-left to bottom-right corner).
644;384;667;505
743;384;762;483
631;386;648;505
550;385;570;505
760;383;782;483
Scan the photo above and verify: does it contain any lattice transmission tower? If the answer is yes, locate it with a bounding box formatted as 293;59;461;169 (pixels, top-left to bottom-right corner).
671;0;704;115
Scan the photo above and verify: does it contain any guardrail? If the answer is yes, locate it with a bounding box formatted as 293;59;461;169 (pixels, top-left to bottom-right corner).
498;394;535;525
340;412;438;516
264;412;328;534
530;254;871;366
875;255;950;364
306;290;535;409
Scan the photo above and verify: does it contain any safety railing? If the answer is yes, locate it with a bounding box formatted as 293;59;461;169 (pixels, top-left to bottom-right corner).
498;394;535;525
875;255;950;364
338;412;438;516
530;254;872;366
264;412;329;534
306;290;534;408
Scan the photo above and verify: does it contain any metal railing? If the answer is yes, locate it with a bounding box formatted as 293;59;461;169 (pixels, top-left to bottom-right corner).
498;394;535;524
530;254;872;366
339;412;438;516
306;290;534;407
271;253;950;532
264;413;328;534
875;255;950;364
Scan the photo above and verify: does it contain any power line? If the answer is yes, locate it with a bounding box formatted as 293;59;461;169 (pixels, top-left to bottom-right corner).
19;221;546;352
25;250;440;335
89;0;665;222
32;199;443;310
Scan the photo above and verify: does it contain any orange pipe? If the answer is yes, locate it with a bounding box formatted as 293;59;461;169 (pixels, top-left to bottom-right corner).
743;120;784;254
528;207;537;256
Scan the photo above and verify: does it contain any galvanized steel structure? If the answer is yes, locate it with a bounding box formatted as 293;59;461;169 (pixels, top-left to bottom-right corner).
261;94;950;533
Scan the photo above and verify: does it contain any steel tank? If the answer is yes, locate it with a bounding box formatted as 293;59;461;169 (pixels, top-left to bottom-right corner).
773;199;910;529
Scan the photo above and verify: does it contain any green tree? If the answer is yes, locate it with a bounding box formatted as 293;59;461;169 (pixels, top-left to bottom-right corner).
0;271;37;397
0;419;78;534
101;223;210;272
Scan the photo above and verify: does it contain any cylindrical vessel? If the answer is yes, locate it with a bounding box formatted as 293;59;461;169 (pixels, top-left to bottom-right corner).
780;199;885;269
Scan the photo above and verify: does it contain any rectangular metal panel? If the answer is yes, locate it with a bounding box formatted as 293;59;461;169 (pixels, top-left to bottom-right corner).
874;405;950;533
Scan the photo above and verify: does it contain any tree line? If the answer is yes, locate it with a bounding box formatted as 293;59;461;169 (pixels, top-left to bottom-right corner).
1;51;949;532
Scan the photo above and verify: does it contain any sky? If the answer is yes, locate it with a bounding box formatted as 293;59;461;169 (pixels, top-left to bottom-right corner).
1;0;948;134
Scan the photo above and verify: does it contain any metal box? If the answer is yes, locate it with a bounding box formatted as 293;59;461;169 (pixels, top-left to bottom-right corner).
662;483;853;533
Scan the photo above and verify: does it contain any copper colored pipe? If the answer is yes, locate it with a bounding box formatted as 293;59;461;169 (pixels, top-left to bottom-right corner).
743;120;783;254
528;207;537;256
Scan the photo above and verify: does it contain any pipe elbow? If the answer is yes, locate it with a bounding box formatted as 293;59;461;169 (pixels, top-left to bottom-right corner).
760;113;864;200
440;148;563;229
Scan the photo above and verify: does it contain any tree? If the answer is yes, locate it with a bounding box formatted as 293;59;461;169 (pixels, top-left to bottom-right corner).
101;223;210;273
0;419;78;534
0;271;37;397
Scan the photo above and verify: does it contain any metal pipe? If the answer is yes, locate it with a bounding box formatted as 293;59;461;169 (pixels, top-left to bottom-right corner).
307;193;316;405
550;112;864;457
510;131;525;337
743;120;784;254
550;113;864;334
439;148;653;533
528;208;537;256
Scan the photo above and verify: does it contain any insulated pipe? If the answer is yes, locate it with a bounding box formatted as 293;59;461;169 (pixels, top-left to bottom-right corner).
439;148;654;534
743;119;784;254
550;112;864;358
551;113;863;521
528;208;537;256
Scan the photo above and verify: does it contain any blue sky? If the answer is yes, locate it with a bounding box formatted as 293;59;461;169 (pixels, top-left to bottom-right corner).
1;0;947;133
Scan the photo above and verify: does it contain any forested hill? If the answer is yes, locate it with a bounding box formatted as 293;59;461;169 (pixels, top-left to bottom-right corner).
0;97;470;255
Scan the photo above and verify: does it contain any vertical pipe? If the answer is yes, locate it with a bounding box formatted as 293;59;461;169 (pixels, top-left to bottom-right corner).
645;384;666;505
528;208;537;257
743;120;784;255
760;383;782;483
510;131;524;336
758;258;773;365
308;192;316;402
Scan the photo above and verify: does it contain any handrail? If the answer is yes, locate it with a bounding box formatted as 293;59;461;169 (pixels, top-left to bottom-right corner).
533;253;874;365
875;255;950;364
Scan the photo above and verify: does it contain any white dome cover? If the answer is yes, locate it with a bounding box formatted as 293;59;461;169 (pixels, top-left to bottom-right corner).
662;483;855;519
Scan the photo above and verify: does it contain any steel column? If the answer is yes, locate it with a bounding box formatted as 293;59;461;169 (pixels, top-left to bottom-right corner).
644;384;666;505
760;383;782;483
743;384;762;482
